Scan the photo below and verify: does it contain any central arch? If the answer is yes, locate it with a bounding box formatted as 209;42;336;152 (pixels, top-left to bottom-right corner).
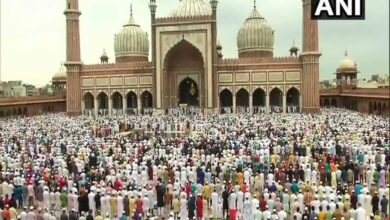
163;39;205;109
178;77;199;106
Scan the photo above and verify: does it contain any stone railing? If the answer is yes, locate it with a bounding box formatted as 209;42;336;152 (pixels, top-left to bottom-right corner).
155;15;213;24
218;56;301;65
82;61;152;71
320;88;390;99
0;95;66;106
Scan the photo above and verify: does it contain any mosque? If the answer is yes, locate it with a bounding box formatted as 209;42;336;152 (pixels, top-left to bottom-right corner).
59;0;321;116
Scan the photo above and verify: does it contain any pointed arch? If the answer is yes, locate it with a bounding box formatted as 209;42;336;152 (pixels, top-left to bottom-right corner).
178;77;199;106
111;91;123;110
269;87;283;106
97;92;109;110
163;39;205;109
126;91;137;109
220;88;233;107
286;87;300;113
236;88;249;107
219;88;233;114
141;91;153;109
163;39;205;67
253;88;266;107
83;92;94;110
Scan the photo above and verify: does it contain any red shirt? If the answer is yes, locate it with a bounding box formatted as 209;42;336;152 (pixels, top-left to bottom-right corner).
241;184;248;193
196;198;203;217
114;179;122;191
135;198;143;214
260;199;267;211
2;209;10;220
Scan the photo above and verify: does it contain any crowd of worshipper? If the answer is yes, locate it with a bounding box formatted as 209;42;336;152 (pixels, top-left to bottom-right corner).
0;108;388;220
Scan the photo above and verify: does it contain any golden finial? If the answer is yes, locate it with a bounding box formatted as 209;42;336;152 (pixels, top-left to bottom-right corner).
130;2;133;17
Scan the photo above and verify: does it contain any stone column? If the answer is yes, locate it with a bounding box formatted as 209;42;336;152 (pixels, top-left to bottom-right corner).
122;96;127;115
283;94;286;113
108;97;113;115
94;98;98;117
233;95;236;114
249;95;253;114
64;0;82;115
299;94;303;113
137;95;142;114
302;0;321;113
266;95;270;113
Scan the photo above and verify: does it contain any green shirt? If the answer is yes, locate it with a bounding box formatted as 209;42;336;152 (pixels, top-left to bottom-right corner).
325;211;333;220
60;193;68;207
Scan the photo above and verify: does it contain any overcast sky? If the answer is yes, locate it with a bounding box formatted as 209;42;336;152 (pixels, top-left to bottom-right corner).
1;0;388;87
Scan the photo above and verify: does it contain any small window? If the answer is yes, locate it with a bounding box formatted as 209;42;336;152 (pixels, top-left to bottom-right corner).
68;0;71;9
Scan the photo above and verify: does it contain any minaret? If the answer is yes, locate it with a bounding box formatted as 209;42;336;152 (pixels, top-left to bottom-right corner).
149;0;157;109
210;0;218;111
64;0;82;115
301;0;321;113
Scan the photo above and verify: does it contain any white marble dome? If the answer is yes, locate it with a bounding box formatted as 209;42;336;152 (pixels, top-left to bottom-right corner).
114;14;149;59
237;7;274;55
170;0;212;17
52;66;66;81
339;54;356;69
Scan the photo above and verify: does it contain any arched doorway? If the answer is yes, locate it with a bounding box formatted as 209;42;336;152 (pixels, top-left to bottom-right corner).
331;98;337;107
286;87;300;113
17;108;22;116
112;92;123;115
163;39;204;109
253;88;266;114
178;78;199;106
220;89;233;114
236;88;249;113
126;91;137;114
373;102;377;114
83;92;94;115
269;88;283;113
141;91;153;114
0;110;3;117
97;92;108;115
